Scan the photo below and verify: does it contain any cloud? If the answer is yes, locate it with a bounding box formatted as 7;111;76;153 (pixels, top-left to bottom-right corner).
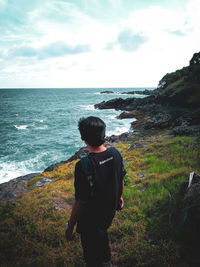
167;30;186;36
0;0;6;9
117;29;148;52
5;41;90;60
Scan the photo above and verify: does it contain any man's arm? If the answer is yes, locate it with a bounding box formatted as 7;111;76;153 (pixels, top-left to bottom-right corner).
65;200;86;240
118;180;124;209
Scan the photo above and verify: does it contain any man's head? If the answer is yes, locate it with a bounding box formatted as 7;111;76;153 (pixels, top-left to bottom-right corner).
78;116;106;147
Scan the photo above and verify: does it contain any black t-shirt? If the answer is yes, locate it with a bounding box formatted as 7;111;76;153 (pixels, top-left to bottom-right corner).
74;147;126;232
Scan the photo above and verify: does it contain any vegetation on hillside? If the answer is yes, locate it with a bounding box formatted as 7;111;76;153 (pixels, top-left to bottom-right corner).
1;133;200;266
157;52;200;108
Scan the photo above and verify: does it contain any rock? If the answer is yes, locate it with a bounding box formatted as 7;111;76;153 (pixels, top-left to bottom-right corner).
173;109;200;126
0;173;40;201
128;142;146;150
94;97;138;111
100;90;114;94
144;113;173;129
0;191;15;200
137;173;146;179
105;135;121;143
105;132;132;144
51;197;72;211
44;160;70;172
118;111;137;119
122;89;155;96
34;177;55;188
171;125;200;136
176;172;200;233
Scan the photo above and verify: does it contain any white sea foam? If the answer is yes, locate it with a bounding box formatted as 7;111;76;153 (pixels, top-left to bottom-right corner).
39;120;44;123
0;153;46;184
79;105;95;110
107;126;130;136
14;125;28;130
106;117;136;136
106;115;117;120
35;125;48;130
0;162;32;183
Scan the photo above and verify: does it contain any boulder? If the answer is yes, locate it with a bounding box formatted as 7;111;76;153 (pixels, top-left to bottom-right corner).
176;172;200;233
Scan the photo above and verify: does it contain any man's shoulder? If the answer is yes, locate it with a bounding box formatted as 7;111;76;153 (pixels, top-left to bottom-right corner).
75;159;83;172
108;147;123;160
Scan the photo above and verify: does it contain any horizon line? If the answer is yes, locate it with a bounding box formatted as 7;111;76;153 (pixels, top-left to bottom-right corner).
0;86;156;89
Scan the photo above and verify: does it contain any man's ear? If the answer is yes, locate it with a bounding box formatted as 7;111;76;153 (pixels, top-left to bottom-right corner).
81;136;84;141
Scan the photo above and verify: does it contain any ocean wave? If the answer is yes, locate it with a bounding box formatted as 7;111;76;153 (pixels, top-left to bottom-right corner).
79;105;95;110
14;125;28;130
0;153;46;184
107;126;130;136
0;162;33;184
105;114;117;120
106;116;136;136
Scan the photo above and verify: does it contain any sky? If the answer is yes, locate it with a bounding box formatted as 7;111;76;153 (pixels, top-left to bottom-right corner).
0;0;200;88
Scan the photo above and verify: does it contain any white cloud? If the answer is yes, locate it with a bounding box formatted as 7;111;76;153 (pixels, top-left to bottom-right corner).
0;0;6;9
0;0;200;88
4;41;90;60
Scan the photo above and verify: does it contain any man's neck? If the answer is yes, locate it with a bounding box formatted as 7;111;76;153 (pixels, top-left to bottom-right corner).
87;144;107;153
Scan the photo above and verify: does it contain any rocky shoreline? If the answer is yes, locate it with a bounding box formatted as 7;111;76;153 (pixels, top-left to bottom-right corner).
1;92;200;202
95;95;200;136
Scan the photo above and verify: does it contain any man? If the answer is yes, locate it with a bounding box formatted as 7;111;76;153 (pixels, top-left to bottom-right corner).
66;116;126;267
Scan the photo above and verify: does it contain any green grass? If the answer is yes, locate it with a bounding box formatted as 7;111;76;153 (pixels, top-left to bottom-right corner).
0;135;200;266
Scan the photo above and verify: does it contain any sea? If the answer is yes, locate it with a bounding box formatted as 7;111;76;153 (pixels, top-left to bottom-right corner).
0;88;153;184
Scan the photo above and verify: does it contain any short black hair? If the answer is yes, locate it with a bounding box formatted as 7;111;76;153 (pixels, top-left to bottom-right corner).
78;116;106;147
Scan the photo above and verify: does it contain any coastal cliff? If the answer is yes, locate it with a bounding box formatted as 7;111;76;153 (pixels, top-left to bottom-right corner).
95;52;200;136
0;52;200;266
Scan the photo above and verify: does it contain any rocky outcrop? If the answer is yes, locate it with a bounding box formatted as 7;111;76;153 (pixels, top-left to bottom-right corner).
0;173;39;201
94;97;137;110
94;94;161;111
174;172;200;235
117;111;138;119
0;173;56;202
100;89;155;95
100;90;114;94
95;52;200;135
122;89;156;96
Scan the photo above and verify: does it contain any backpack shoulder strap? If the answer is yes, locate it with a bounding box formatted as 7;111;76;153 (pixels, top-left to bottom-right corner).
80;156;95;197
81;156;90;174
